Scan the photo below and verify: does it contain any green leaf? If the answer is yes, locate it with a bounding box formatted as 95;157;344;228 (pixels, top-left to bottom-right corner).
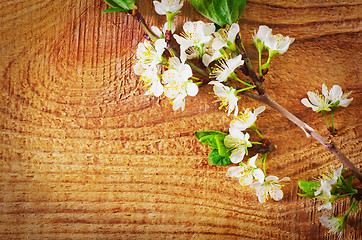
194;131;227;141
199;135;219;149
113;0;136;10
104;0;136;11
105;0;122;8
351;199;358;213
215;135;230;157
347;176;353;187
298;180;320;194
297;192;317;198
195;131;231;157
102;7;128;13
188;0;246;26
208;149;232;165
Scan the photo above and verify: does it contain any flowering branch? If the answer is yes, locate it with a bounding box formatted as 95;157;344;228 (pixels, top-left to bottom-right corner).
128;3;362;183
250;92;362;183
103;0;360;236
233;34;362;183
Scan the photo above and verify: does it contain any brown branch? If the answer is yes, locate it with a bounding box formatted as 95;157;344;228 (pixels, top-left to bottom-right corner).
235;36;362;183
256;93;362;183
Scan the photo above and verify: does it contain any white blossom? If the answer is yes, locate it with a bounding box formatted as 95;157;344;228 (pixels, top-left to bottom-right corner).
224;128;252;163
319;215;344;239
301;91;331;112
264;33;294;55
209;81;239;116
136;39;167;69
314;165;343;197
252;25;272;51
230;106;266;132
227;154;265;186
210;55;244;82
139;68;164;97
322;84;353;108
173;21;215;62
162;57;198;111
202;38;223;67
251;175;290;203
212;23;240;51
316;194;333;211
153;0;184;15
302;84;353;112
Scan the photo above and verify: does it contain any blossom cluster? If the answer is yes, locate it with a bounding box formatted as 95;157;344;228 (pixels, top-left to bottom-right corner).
252;25;294;75
314;166;343;211
252;25;295;55
316;166;346;237
132;1;251;114
299;166;358;237
224;106;290;203
134;19;246;112
134;39;198;111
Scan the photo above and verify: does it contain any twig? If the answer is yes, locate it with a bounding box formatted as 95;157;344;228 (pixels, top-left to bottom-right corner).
235;36;362;183
254;92;362;183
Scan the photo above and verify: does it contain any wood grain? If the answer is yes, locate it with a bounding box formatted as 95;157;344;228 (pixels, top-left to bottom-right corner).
0;0;361;239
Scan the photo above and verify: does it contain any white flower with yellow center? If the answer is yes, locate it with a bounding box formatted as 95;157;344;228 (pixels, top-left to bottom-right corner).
201;36;223;67
319;215;344;238
133;62;146;76
173;21;215;62
139;68;164;97
264;33;295;56
210;55;244;82
251;175;290;203
153;0;184;15
212;23;240;51
227;154;265;186
230;106;266;132
322;84;353;108
209;81;239;116
313;165;343;211
316;194;333;211
301;90;331;112
162;57;198;111
252;25;272;52
224;128;252;163
136;39;167;69
314;165;343;197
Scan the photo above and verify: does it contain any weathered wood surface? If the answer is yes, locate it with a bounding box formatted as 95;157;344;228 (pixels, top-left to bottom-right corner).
0;0;361;239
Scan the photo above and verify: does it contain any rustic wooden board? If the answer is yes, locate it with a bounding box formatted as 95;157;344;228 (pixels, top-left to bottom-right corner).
0;0;361;239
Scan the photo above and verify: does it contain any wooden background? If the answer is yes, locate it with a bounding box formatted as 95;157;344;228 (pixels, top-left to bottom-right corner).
0;0;361;239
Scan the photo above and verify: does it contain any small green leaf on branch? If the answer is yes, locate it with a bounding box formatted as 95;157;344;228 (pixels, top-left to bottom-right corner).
351;199;358;213
103;0;137;13
188;0;246;26
298;180;320;196
208;149;232;165
195;131;232;165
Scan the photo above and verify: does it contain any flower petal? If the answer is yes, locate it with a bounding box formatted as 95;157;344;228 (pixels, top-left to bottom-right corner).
269;186;283;201
248;154;258;168
254;106;266;116
227;23;240;42
186;82;198;96
153;1;166;15
253;169;265;183
227;166;243;178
